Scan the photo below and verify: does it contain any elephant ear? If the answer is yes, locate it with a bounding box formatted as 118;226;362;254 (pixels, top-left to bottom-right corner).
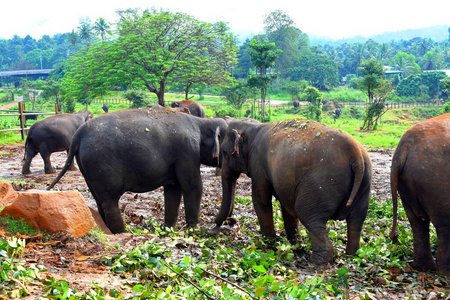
212;126;221;159
231;129;241;157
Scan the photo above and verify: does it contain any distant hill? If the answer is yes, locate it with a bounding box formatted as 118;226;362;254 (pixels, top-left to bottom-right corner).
310;25;450;45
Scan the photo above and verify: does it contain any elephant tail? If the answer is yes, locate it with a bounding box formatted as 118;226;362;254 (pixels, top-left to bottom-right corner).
389;149;406;244
22;134;31;161
46;134;79;190
345;149;367;207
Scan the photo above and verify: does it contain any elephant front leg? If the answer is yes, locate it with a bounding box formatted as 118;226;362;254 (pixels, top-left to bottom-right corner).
40;152;55;174
163;183;183;227
280;203;299;244
252;184;276;238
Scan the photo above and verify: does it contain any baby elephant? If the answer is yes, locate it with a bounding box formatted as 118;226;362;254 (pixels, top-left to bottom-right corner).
22;111;93;174
391;113;450;276
214;119;372;265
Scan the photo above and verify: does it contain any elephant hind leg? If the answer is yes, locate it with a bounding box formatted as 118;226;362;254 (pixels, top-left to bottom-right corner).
66;150;77;171
406;210;436;271
305;223;334;265
346;198;369;255
22;148;37;174
435;223;450;276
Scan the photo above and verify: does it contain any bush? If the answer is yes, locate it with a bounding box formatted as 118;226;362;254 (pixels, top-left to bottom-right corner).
443;102;450;113
124;90;147;108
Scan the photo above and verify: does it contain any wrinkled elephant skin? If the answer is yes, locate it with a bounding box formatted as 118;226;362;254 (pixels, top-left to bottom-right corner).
214;119;372;265
22;111;93;174
391;113;450;276
47;109;227;234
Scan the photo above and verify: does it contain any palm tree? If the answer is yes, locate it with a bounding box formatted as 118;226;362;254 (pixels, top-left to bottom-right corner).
93;18;111;40
66;30;78;48
78;18;93;45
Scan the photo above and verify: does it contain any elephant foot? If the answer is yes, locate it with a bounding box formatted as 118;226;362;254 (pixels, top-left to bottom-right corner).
308;249;334;266
21;169;31;175
225;217;237;226
412;259;436;272
44;167;56;174
208;226;222;236
437;266;450;277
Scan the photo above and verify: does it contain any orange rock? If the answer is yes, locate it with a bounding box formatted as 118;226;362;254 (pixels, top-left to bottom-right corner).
0;181;18;208
1;189;95;238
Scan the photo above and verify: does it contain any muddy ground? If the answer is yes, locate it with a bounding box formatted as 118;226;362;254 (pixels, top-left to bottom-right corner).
0;144;399;297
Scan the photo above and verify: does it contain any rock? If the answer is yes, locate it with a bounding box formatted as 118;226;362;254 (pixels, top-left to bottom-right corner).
0;181;18;208
0;189;95;238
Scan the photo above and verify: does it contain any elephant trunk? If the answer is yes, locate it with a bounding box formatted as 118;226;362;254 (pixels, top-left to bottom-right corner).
214;169;239;228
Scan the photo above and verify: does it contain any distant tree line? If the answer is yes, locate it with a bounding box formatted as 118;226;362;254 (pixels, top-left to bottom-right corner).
1;9;449;112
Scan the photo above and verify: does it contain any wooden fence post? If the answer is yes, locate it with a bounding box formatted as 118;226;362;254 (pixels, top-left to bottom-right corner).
18;101;26;140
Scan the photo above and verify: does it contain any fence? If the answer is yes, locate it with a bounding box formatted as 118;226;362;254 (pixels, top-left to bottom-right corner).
92;99;131;105
0;102;59;140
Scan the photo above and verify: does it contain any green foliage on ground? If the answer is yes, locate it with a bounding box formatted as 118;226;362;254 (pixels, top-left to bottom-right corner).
0;196;447;299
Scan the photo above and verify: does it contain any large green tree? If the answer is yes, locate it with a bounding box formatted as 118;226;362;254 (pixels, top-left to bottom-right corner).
247;38;282;120
62;9;237;106
263;10;308;78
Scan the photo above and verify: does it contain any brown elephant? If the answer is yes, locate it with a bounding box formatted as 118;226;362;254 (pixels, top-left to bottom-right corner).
171;100;205;118
213;119;372;265
22;111;93;174
390;113;450;276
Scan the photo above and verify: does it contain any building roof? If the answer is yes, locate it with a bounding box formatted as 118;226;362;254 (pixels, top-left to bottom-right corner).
0;69;54;77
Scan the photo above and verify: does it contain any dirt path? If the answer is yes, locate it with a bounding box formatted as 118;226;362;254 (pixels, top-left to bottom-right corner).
0;97;22;110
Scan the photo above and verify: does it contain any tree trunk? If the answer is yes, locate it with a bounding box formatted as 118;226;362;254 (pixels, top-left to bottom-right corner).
158;80;166;107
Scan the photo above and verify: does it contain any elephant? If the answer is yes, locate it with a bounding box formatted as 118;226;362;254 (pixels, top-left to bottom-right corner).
47;109;228;234
171;100;205;118
293;100;300;109
390;113;450;276
22;111;93;174
213;119;372;265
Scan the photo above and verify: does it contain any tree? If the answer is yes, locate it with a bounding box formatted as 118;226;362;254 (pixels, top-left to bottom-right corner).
222;79;251;109
171;21;238;99
303;86;322;121
263;10;308;78
78;18;93;46
246;38;282;120
391;52;421;78
357;58;393;130
284;80;308;101
113;8;237;106
93;18;111;40
61;9;237;107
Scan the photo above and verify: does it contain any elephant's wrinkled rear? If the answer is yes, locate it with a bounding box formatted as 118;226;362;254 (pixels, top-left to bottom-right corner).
215;119;372;265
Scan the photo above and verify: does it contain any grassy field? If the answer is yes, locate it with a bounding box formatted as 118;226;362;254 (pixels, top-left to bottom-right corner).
0;96;445;149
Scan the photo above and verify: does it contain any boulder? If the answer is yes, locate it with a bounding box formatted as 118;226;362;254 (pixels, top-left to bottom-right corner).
0;181;18;208
0;189;95;238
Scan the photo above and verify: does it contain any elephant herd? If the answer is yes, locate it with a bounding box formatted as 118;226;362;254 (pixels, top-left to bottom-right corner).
21;104;450;277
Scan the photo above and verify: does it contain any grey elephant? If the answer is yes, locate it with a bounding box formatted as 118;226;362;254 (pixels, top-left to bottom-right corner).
213;119;372;265
47;109;227;234
22;111;93;174
390;113;450;276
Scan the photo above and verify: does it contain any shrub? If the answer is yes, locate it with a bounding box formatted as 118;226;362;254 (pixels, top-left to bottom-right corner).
443;102;450;113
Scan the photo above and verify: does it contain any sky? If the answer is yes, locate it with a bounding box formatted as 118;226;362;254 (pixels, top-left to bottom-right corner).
1;0;449;41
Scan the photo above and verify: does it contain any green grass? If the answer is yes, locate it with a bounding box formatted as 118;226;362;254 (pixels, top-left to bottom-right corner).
0;215;44;236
